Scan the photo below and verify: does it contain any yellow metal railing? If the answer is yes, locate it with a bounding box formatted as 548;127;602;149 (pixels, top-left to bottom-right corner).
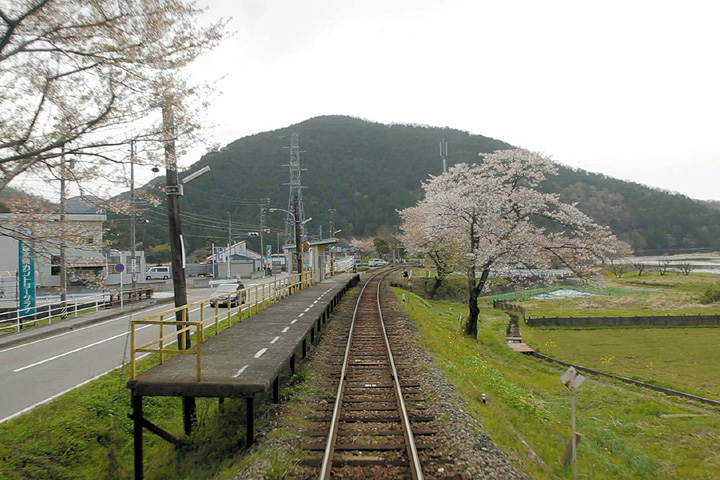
130;270;315;381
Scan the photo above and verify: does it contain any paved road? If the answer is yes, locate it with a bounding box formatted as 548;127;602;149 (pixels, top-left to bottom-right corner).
0;275;287;423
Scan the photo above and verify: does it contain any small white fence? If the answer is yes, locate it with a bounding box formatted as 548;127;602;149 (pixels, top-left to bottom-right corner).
0;292;112;334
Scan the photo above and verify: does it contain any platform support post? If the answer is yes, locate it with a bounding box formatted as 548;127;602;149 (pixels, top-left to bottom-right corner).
273;376;280;403
290;353;296;375
132;394;144;480
310;324;315;343
246;396;255;445
183;397;196;435
218;397;225;412
302;336;307;357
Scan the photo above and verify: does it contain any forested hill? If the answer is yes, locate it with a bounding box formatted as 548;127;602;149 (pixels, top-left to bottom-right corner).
124;115;720;255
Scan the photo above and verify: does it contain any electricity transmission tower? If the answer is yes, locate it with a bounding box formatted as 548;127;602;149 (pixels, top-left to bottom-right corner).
440;139;448;173
283;132;307;245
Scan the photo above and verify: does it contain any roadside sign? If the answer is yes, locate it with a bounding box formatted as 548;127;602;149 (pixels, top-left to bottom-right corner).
266;245;272;259
115;263;125;273
18;239;35;316
561;366;586;390
300;241;310;252
561;366;584;480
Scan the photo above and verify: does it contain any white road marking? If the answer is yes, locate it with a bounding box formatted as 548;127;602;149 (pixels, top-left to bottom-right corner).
14;327;146;373
0;302;173;354
291;319;297;324
270;336;280;344
1;280;294;421
313;300;318;304
304;307;310;312
298;312;305;317
282;327;290;333
254;348;267;358
232;365;249;378
11;305;211;373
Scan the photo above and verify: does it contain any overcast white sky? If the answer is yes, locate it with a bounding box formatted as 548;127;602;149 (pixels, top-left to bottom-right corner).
174;0;720;200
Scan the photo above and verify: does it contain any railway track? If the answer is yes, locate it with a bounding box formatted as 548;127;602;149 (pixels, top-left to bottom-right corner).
302;269;454;479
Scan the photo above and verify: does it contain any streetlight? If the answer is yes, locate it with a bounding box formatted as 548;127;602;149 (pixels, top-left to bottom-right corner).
268;208;313;228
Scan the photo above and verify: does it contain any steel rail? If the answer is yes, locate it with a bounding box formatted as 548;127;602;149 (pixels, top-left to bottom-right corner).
376;271;425;480
318;270;379;479
318;268;423;479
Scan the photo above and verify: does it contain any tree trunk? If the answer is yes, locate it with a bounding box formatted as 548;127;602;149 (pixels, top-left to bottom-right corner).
465;268;490;339
429;276;443;298
466;281;480;338
428;251;449;299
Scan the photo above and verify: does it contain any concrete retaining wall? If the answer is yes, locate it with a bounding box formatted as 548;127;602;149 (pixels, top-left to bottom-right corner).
526;314;720;327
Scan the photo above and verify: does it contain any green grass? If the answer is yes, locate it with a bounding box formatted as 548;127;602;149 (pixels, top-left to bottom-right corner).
522;326;720;399
397;288;720;480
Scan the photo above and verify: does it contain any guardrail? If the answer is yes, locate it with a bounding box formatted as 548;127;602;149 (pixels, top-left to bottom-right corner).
129;270;315;380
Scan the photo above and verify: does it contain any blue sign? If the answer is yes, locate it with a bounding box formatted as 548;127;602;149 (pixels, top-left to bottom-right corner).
115;263;125;273
18;240;35;316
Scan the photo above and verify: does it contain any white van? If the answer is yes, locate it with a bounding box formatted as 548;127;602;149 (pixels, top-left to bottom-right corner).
145;266;171;280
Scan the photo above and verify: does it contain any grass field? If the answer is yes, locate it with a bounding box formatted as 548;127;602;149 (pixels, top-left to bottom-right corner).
522;327;720;399
398;289;720;480
509;272;720;400
517;271;720;318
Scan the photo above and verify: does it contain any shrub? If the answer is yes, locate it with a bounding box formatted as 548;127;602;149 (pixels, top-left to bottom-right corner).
699;285;720;304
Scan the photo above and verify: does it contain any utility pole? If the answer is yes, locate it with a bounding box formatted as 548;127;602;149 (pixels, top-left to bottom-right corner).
294;196;302;276
227;212;232;278
59;146;68;311
259;206;265;276
328;208;336;275
328;208;336;238
162;97;194;434
130;140;137;290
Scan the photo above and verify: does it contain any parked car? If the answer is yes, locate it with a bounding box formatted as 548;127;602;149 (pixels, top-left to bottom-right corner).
145;266;171;280
209;282;246;308
368;258;387;267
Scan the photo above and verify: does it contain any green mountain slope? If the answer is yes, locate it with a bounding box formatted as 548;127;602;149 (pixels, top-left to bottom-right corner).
114;115;720;255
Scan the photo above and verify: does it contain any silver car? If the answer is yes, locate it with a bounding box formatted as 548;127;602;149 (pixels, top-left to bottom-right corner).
209;282;246;308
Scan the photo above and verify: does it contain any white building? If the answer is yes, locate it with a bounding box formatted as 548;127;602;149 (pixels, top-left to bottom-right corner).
0;206;107;288
207;240;264;279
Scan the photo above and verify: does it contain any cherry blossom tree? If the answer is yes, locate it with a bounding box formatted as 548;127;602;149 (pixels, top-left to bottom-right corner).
0;0;226;194
350;237;375;256
398;204;461;297
409;149;631;338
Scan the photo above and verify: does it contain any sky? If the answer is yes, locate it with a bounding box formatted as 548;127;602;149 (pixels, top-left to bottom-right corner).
98;1;720;200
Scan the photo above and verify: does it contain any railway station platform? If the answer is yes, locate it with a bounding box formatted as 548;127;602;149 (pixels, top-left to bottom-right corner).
127;272;360;479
